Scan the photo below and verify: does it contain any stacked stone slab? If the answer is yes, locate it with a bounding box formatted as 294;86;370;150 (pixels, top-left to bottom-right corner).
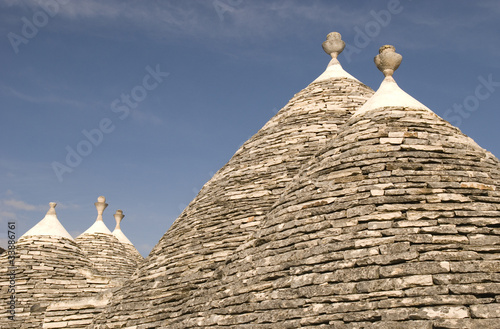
178;46;500;328
76;197;139;278
42;198;142;328
0;203;115;329
89;32;375;328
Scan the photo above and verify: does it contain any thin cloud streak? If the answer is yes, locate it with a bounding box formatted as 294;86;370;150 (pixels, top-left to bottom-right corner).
2;199;45;212
2;0;367;41
1;84;86;109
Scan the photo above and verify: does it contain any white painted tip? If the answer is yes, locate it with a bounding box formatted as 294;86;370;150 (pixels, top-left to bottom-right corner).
312;32;359;83
112;209;134;245
354;76;431;117
312;59;360;83
79;196;112;236
112;228;134;245
80;220;112;236
21;202;74;241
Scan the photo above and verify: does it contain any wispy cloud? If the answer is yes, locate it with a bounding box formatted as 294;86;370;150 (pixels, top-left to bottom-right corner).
0;211;17;221
1;0;364;41
2;199;46;212
130;109;164;126
0;83;86;108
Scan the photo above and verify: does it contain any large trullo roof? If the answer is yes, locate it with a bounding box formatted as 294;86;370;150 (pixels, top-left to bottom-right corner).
89;32;375;328
179;46;500;327
0;203;115;329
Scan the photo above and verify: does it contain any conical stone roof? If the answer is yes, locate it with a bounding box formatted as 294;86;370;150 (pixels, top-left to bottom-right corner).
112;209;143;263
89;32;375;328
0;203;114;329
76;196;138;278
20;202;74;241
180;45;500;328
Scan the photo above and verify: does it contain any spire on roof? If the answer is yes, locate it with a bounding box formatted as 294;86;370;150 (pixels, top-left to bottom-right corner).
322;31;345;60
112;210;133;245
20;202;74;240
80;196;112;235
114;209;123;230
313;32;359;83
374;44;401;77
354;44;431;116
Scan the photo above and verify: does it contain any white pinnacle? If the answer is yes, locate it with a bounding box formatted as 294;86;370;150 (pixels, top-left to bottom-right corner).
79;196;112;236
112;210;134;245
354;45;431;116
313;32;360;83
21;202;74;240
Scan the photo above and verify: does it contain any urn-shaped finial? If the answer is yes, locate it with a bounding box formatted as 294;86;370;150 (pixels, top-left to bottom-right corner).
322;32;345;59
47;202;57;215
94;196;108;222
374;45;402;77
114;209;124;230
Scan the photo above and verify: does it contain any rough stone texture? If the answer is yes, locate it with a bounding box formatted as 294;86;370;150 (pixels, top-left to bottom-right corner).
5;36;500;328
76;232;139;278
89;74;375;328
175;106;500;327
0;215;142;328
121;243;144;265
0;235;120;328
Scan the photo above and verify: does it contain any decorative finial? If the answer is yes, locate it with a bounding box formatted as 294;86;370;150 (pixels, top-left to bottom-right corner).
47;202;57;215
374;45;402;78
114;210;124;230
94;196;108;222
322;32;345;59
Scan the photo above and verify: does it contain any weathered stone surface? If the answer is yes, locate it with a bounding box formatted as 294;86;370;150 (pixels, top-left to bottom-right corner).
165;104;500;327
12;36;500;329
0;236;121;329
89;62;375;327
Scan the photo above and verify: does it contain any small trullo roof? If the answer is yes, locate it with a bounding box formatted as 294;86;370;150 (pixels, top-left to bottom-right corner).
76;196;139;278
0;203;112;329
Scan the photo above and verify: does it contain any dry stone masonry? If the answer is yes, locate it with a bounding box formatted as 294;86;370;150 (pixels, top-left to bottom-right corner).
177;45;500;328
2;32;500;328
76;197;139;278
0;198;143;328
112;210;143;264
89;32;375;328
90;36;500;328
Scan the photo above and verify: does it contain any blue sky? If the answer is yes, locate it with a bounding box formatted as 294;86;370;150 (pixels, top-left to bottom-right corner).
1;0;499;256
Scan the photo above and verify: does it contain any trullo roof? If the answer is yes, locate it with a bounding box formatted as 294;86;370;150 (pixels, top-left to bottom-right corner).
179;45;500;328
0;203;116;329
112;209;143;263
89;32;376;328
76;196;139;278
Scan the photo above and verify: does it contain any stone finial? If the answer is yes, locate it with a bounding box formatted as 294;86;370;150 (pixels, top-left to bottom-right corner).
374;45;402;77
114;210;124;230
94;196;108;222
47;202;57;215
322;32;345;59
